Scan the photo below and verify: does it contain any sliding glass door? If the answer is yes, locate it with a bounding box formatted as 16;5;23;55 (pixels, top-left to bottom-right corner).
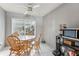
12;18;36;36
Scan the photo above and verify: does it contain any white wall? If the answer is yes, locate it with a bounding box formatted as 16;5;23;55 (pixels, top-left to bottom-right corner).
43;3;79;49
5;12;43;39
0;7;5;49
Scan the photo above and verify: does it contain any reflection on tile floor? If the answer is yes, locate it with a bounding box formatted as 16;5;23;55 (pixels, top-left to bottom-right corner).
0;43;54;56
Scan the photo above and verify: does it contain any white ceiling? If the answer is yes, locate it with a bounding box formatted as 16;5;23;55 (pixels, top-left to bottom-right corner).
0;3;62;16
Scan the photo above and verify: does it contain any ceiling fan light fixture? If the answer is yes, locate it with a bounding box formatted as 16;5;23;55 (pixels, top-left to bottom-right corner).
24;10;32;15
24;4;40;15
24;11;28;15
27;7;32;11
24;6;32;15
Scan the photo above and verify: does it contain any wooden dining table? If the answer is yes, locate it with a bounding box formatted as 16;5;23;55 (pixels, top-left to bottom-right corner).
18;35;36;47
18;35;36;44
18;35;36;40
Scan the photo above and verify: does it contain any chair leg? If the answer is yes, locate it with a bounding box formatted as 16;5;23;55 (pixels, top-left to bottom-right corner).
9;52;11;56
38;49;40;55
35;48;40;56
16;52;21;56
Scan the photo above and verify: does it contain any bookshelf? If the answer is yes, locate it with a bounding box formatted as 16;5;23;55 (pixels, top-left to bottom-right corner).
60;28;79;56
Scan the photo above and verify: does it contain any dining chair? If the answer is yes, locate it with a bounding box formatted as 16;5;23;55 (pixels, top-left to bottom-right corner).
33;35;41;54
21;40;33;55
6;32;19;46
7;36;27;56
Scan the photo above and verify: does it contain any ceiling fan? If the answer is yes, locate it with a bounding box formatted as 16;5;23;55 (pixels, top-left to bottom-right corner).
23;3;40;15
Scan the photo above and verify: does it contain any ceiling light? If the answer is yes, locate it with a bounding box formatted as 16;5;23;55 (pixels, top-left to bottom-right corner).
24;11;28;15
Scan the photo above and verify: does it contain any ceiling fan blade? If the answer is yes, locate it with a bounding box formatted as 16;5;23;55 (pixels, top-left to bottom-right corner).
33;4;40;8
13;3;40;10
26;3;40;9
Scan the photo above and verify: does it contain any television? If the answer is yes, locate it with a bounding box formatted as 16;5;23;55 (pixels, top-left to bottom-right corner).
63;28;79;39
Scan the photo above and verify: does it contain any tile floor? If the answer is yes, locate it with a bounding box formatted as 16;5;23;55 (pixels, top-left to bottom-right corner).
0;43;54;56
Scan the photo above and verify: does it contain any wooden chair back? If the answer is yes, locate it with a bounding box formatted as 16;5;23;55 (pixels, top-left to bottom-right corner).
34;35;40;49
7;36;20;50
20;40;32;55
21;40;32;49
6;32;19;46
11;32;19;37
